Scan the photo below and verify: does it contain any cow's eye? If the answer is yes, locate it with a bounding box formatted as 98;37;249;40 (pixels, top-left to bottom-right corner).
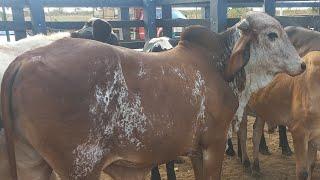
267;32;278;41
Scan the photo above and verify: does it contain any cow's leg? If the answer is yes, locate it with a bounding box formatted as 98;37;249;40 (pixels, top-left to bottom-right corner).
279;125;293;156
225;125;235;157
292;130;309;180
0;133;53;180
237;135;242;160
225;138;236;156
252;117;265;176
238;113;251;172
203;142;225;180
190;153;203;180
166;161;176;180
151;166;161;180
259;133;271;155
307;143;317;178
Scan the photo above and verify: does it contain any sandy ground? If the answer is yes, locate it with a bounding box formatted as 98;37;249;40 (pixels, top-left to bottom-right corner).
99;116;320;180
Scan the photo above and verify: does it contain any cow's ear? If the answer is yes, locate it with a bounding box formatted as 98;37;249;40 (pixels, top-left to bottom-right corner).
92;18;112;42
224;19;252;81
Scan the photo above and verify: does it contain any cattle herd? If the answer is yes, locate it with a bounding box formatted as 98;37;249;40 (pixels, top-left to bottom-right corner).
0;11;319;180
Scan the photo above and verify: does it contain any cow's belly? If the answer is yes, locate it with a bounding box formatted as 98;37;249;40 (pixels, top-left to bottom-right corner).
108;115;200;164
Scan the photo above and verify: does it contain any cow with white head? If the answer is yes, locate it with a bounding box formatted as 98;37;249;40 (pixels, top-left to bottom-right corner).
223;12;305;132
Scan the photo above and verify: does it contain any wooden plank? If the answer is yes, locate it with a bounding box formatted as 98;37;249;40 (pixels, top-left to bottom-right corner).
277;1;320;7
1;16;319;32
0;0;26;7
162;4;172;38
143;0;156;40
45;20;144;30
120;40;145;49
156;19;210;28
2;0;317;8
210;0;227;32
41;0;143;7
11;1;26;40
29;0;47;34
264;0;276;16
121;7;131;41
156;0;208;5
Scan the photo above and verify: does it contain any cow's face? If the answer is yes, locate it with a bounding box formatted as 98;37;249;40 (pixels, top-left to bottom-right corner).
243;12;305;77
70;18;119;45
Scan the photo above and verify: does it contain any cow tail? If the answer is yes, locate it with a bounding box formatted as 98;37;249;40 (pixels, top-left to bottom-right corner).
1;60;21;180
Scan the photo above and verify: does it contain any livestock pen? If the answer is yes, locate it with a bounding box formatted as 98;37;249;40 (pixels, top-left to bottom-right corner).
0;0;320;180
0;0;319;47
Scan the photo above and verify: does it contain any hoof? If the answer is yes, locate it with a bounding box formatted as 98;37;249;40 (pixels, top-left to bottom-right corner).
252;169;262;178
252;160;261;178
243;159;251;173
282;147;293;156
259;147;272;156
226;147;236;157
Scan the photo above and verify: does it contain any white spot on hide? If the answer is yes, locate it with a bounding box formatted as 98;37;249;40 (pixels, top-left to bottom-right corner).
192;70;206;122
72;62;147;179
138;61;147;77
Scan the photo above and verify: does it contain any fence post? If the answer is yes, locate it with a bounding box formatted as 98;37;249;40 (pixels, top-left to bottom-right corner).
29;0;47;35
204;5;210;19
143;0;156;40
162;4;172;38
264;0;276;16
210;0;227;32
121;7;130;41
12;0;26;40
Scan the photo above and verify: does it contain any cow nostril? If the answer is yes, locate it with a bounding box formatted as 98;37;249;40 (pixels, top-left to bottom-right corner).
301;62;306;70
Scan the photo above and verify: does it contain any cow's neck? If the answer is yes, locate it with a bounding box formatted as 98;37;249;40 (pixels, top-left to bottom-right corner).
214;27;246;98
217;27;275;130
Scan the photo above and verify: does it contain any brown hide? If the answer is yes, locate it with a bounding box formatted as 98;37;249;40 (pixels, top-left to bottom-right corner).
2;37;238;179
285;26;320;57
248;51;320;179
0;130;53;180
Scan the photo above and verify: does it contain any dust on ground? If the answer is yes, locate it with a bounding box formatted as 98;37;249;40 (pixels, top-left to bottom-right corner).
101;116;320;180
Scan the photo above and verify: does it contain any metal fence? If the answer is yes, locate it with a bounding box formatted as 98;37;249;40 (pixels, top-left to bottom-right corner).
0;0;319;49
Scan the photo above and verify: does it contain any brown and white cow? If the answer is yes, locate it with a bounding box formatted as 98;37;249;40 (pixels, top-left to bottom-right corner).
235;27;320;176
2;12;304;180
0;18;118;180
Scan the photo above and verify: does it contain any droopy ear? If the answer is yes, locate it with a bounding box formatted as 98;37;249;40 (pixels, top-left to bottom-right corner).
92;18;112;42
224;19;252;81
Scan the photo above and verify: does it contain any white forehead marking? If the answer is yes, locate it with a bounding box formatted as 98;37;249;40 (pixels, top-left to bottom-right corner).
72;62;147;179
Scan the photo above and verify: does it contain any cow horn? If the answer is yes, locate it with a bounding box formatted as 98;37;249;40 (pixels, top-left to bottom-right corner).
237;19;250;31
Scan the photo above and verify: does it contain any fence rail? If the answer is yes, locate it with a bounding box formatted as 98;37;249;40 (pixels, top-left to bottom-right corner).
0;0;319;49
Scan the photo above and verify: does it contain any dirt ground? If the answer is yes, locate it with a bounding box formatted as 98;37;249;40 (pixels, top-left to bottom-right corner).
101;116;320;180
